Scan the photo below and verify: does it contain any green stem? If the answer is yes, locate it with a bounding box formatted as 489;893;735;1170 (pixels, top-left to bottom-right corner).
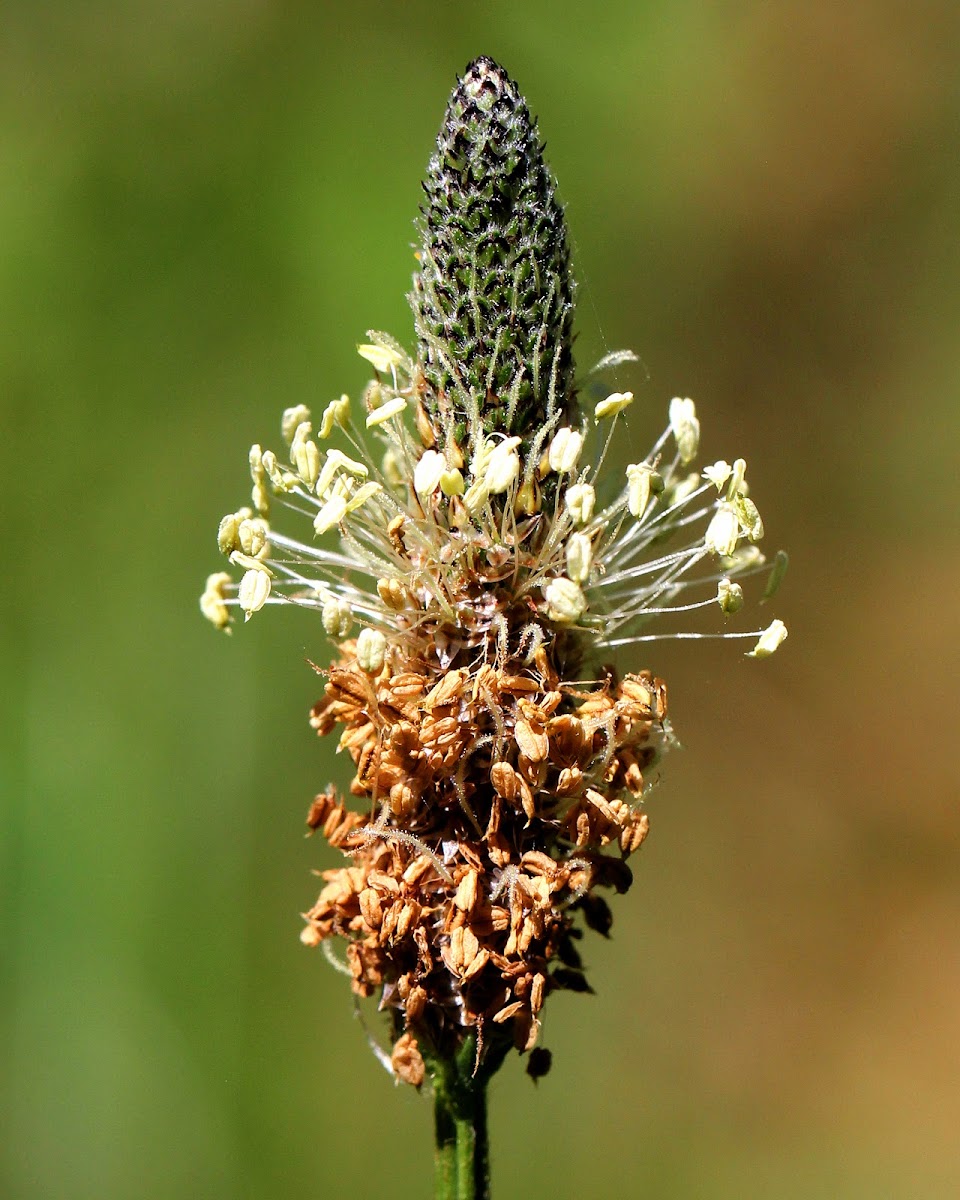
431;1041;491;1200
434;1083;458;1200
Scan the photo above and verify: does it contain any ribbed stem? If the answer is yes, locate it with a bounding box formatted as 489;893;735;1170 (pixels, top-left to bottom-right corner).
434;1085;458;1200
431;1041;491;1200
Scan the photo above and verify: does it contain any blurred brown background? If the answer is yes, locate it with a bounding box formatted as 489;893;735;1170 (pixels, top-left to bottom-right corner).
3;2;958;1197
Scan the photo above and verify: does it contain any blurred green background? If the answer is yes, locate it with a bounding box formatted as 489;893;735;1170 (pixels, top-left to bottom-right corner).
3;2;959;1197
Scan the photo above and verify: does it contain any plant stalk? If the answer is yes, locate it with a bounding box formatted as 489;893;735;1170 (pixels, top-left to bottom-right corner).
431;1044;491;1200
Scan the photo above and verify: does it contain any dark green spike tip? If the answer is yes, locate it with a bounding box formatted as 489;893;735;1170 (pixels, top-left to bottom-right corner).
411;57;577;445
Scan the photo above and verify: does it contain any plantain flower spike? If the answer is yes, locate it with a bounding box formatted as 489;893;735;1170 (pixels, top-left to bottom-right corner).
200;57;788;1109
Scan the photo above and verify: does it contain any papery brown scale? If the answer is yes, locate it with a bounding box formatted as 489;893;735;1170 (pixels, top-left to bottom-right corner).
620;811;650;855
396;900;422;939
462;947;491;982
514;717;548;764
391;1032;425;1088
454;869;481;914
380;902;400;942
359;887;384;931
555;766;583;797
423;669;464;709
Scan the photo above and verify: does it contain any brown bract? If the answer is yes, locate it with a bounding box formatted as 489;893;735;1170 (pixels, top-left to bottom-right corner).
301;629;666;1082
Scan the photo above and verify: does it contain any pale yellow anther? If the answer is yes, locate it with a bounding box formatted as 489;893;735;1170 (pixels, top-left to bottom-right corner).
514;476;539;516
728;545;766;571
322;595;352;638
564;483;596;527
357;343;405;374
377;578;407;611
763;550;789;601
463;479;491;516
544;577;588;624
291;432;321;489
717;578;744;614
484;437;521;495
747;619;788;659
439;468;465;497
319;394;350;439
470;437;496;481
703;460;732;491
343;481;382;514
249;444;265;482
252;480;270;516
669;397;700;463
316;448;368;500
548;427;583;474
594;391;634;421
238;517;269;557
356;627;387;674
328;448;369;478
565;532;593;584
238;569;271;620
626;462;659;519
704;503;740;557
288;421;312;466
382;448;404;488
666;472;701;507
217;512;242;556
736;495;764;542
727;458;747;499
414;449;446;497
228;551;272;575
200;572;233;630
281;405;312;445
314;494;347;535
365;396;408;427
262;452;297;492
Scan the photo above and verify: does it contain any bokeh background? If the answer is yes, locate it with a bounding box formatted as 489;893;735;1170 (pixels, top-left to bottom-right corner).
3;2;959;1197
